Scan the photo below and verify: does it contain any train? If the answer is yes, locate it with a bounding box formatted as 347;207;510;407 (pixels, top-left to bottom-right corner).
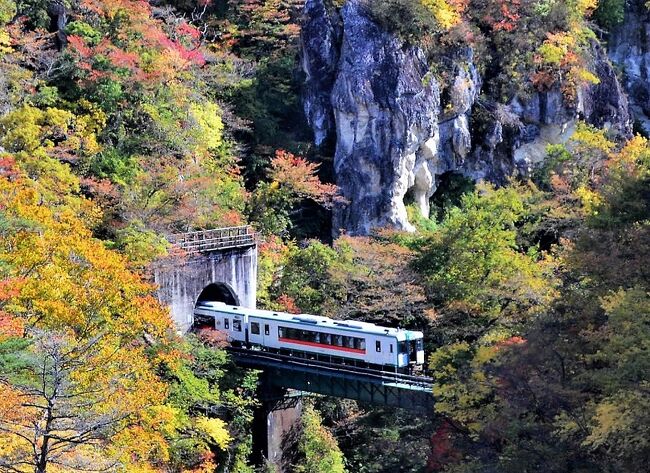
194;301;425;372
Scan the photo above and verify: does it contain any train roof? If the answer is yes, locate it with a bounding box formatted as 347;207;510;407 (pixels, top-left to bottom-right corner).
194;301;423;339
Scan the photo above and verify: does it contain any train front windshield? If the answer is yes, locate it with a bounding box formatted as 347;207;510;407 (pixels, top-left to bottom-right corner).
408;339;419;360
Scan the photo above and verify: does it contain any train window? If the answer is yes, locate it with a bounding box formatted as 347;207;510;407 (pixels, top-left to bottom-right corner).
233;320;242;332
376;341;381;352
353;338;364;351
321;333;331;345
278;327;285;338
265;324;270;336
251;322;260;335
359;339;366;351
224;318;229;330
398;341;407;353
390;344;393;353
343;336;354;349
332;334;343;346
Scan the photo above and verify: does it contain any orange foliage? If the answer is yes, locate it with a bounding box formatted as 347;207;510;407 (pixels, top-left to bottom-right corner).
0;313;23;339
0;156;18;178
68;0;206;88
495;335;527;350
270;150;337;205
196;327;230;348
483;0;521;32
427;421;461;471
277;294;301;314
0;170;172;335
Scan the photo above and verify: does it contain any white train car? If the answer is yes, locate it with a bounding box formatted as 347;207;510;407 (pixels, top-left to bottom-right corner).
194;301;425;371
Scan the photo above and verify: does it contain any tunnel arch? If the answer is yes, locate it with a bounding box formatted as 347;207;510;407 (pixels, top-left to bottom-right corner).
196;282;240;306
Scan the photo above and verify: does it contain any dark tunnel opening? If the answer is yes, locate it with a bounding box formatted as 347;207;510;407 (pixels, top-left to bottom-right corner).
194;283;240;330
196;283;239;306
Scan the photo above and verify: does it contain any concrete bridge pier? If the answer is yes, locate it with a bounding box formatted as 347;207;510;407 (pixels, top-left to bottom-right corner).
252;380;304;472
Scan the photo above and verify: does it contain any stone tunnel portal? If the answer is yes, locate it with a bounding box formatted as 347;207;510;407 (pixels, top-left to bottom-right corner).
153;244;257;333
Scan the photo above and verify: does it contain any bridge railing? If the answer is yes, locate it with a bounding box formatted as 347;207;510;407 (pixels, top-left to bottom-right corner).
170;226;257;254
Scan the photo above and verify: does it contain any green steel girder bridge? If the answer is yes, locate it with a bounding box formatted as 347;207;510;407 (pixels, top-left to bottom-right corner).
227;347;435;413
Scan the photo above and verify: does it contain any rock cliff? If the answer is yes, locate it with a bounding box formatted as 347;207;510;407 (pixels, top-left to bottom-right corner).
303;0;441;234
609;0;650;135
301;0;632;235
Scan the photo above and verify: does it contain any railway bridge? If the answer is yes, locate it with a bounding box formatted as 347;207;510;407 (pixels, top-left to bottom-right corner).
228;347;434;412
233;347;434;467
154;226;434;468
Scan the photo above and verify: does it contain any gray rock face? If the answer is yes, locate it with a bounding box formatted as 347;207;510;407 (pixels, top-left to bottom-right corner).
582;42;632;135
438;50;481;171
300;0;341;146
609;0;650;134
303;0;441;234
509;42;631;173
301;0;632;236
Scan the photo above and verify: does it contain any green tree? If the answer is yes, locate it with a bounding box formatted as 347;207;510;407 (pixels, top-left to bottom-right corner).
415;183;557;319
285;404;346;473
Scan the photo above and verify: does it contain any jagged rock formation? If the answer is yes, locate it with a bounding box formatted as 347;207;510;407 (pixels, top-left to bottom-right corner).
47;1;68;48
303;0;441;234
300;0;341;148
301;0;632;236
510;42;631;174
609;0;650;135
438;48;481;174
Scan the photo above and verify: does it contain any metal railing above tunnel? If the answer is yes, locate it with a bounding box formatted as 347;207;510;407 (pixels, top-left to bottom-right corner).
169;226;258;255
227;347;435;413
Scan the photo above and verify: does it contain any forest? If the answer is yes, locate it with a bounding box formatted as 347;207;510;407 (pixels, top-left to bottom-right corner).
0;0;648;472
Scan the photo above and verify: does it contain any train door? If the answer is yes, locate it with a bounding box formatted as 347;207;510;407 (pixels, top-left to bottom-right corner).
249;318;263;348
415;338;424;364
399;339;409;366
230;315;246;344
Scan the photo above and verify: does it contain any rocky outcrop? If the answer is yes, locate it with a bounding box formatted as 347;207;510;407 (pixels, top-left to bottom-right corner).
301;0;632;236
583;42;631;133
438;49;481;172
509;44;632;175
47;1;68;48
300;0;341;147
303;0;441;234
609;0;650;135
